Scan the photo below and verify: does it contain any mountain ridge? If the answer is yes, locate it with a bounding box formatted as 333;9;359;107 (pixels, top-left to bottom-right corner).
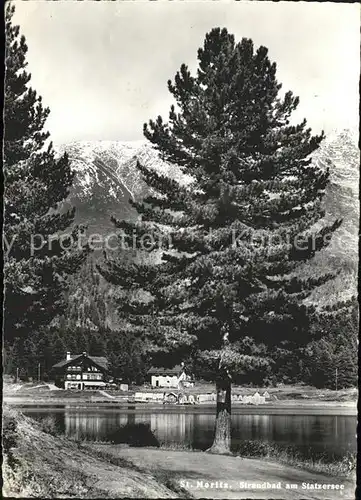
55;129;359;330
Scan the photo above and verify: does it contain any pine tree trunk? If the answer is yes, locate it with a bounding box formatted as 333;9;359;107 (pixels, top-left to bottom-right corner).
207;369;232;455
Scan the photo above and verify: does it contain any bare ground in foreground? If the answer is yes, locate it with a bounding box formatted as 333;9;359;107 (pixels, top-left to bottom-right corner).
90;444;356;500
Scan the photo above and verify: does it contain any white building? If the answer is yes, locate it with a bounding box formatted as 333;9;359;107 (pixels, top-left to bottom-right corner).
148;363;194;388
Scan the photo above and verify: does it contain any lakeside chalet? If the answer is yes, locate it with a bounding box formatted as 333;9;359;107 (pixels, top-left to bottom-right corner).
52;352;109;390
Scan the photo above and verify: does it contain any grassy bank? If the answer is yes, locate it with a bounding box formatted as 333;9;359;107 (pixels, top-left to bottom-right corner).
3;407;102;498
234;440;356;478
157;441;356;478
2;405;188;498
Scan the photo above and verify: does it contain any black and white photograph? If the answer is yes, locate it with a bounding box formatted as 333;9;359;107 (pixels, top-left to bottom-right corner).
3;0;359;498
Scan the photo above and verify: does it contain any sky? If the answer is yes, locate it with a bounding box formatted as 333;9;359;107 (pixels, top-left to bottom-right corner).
12;0;360;144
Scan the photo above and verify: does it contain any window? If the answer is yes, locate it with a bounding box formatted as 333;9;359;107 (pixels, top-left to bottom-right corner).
87;373;102;381
67;365;81;372
83;374;88;380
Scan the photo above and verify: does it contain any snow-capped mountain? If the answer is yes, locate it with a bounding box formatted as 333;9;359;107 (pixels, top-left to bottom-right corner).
57;129;359;308
56;140;186;234
313;129;359;263
306;129;359;305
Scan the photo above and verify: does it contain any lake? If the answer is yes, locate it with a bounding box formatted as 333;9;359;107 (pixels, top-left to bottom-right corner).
21;405;356;458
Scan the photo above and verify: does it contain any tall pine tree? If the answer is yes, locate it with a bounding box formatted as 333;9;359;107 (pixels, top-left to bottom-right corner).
3;4;88;373
100;28;340;453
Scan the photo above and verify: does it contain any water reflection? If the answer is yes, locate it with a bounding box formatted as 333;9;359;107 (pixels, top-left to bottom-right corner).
29;409;356;457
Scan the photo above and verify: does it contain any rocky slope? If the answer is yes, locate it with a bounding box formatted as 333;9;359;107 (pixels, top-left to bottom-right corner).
313;129;359;266
56;140;186;234
55;140;184;331
306;129;359;305
56;129;359;328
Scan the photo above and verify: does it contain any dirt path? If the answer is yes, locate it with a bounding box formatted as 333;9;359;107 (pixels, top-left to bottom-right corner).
92;445;355;499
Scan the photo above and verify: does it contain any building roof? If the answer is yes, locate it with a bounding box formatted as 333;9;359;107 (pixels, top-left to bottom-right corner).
52;354;108;371
147;365;184;376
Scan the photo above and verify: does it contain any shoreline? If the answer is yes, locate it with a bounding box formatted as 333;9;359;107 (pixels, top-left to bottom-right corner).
4;397;357;416
4;383;357;416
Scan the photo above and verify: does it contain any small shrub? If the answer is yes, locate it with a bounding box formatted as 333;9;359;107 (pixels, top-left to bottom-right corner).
236;440;272;457
108;422;159;447
38;415;62;436
338;452;357;474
